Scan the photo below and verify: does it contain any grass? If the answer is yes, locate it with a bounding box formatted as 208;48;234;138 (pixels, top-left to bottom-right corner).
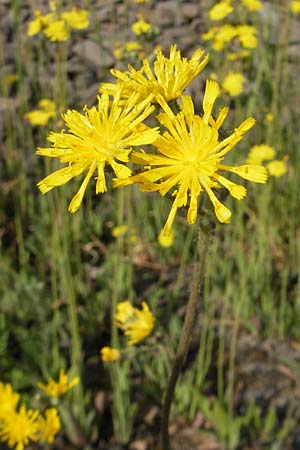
1;0;300;449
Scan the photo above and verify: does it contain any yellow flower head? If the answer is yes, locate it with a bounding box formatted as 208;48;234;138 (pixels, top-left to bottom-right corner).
35;408;61;443
125;41;143;52
43;19;70;41
236;25;258;48
115;300;155;345
27;10;53;36
100;44;209;104
0;383;20;420
115;81;268;236
37;87;158;213
267;160;287;177
24;99;56;126
100;347;121;361
37;369;79;398
112;224;129;238
222;72;245;96
131;15;151;35
209;1;233;21
265;112;274;122
0;405;40;450
246;144;276;164
290;1;300;13
227;49;250;60
241;0;262;11
61;7;89;30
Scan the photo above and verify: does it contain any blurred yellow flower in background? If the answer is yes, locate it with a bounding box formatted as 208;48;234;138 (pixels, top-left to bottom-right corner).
222;72;245;96
0;405;40;450
246;144;276;164
38;369;79;398
290;1;300;13
209;1;233;21
115;300;155;345
37;88;158;213
27;6;89;41
27;10;52;36
241;0;262;11
236;25;258;48
100;347;121;361
267;160;287;177
61;7;89;29
0;383;20;419
265;112;274;122
125;41;143;52
112;224;129;238
132;15;151;35
24;99;56;126
35;408;61;444
101;44;209;103
43;19;70;41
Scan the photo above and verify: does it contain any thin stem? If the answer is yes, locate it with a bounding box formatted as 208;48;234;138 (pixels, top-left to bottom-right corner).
160;225;207;450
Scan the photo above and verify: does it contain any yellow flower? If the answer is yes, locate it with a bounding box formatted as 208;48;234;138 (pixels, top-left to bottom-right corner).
135;0;150;3
115;301;155;345
226;50;250;60
0;405;40;450
100;44;209;104
35;408;61;443
125;41;143;52
37;87;158;213
241;0;262;11
24;99;56;126
100;347;121;361
61;7;89;30
112;224;129;237
265;112;274;122
209;1;233;21
115;81;268;236
37;369;79;398
202;27;217;41
27;10;52;36
203;25;237;51
158;229;174;247
236;25;258;48
246;144;276;164
267;160;287;177
131;16;151;35
290;1;300;13
43;19;70;41
0;383;20;420
222;72;245;96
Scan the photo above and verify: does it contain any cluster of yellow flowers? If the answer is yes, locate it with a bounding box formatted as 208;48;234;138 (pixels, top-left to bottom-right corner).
101;300;155;361
208;0;262;22
202;1;262;97
27;2;89;42
0;371;78;450
37;44;269;237
202;23;257;53
247;145;288;178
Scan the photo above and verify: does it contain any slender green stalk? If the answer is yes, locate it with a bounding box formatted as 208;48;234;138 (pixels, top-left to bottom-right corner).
160;225;207;450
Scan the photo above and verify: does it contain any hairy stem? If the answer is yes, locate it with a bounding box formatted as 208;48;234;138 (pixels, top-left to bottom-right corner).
160;226;207;450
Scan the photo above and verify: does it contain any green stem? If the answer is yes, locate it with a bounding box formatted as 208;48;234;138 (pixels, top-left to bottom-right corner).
159;225;207;450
